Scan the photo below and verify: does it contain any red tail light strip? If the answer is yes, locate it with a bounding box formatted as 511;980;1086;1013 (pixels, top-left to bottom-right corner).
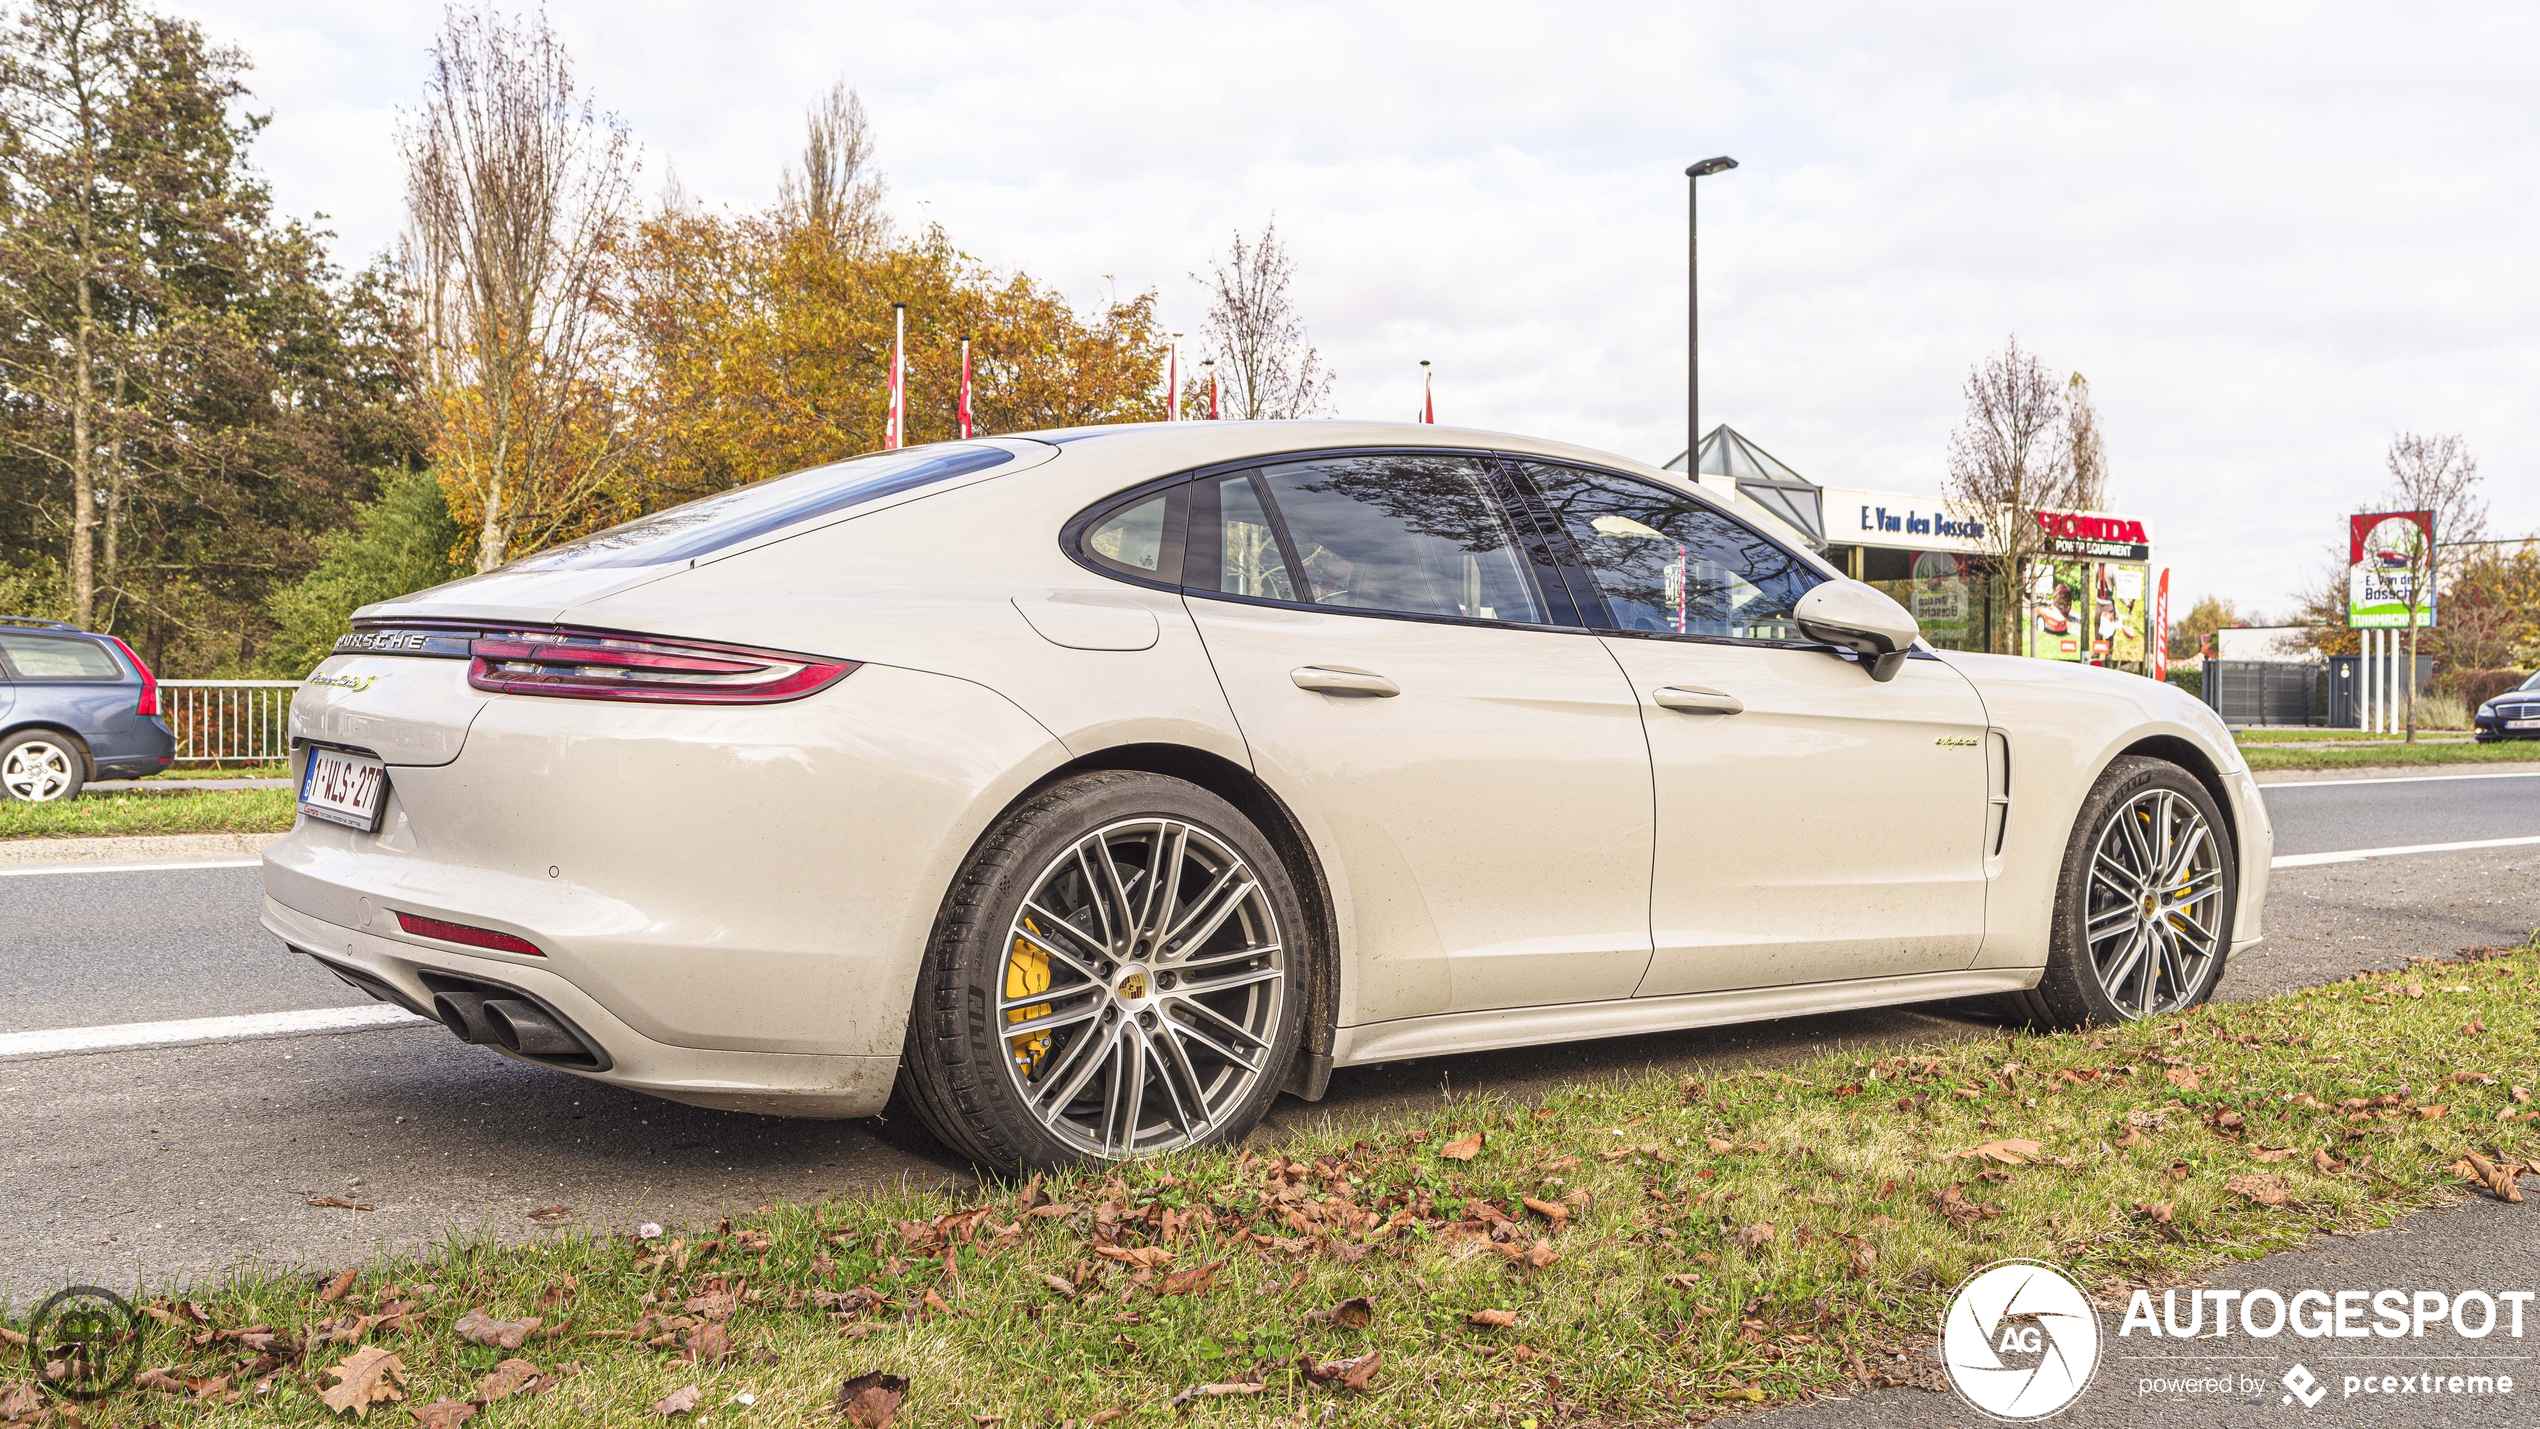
396;911;544;957
466;628;858;704
106;635;159;717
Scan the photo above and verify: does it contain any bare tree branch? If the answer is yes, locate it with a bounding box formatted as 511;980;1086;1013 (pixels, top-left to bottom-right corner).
1191;218;1330;420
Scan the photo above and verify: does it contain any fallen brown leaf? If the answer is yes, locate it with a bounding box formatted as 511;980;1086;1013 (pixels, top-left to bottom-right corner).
1308;1296;1374;1329
408;1399;476;1428
318;1346;406;1418
1160;1258;1226;1296
306;1196;377;1211
1041;1273;1077;1297
2225;1173;2292;1207
1439;1131;1484;1161
1467;1308;1517;1328
1523;1237;1561;1270
452;1311;540;1350
2249;1146;2294;1163
1094;1245;1173;1270
652;1384;702;1418
1730;1221;1776;1252
528;1204;572;1221
2165;1067;2201;1091
476;1358;545;1403
1932;1184;2002;1230
684;1322;731;1366
319;1268;359;1303
1521;1196;1569;1226
2418;1105;2450;1120
834;1372;910;1428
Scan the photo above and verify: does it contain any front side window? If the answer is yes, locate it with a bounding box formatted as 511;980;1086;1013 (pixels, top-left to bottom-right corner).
1520;463;1820;640
0;633;125;680
1200;455;1541;623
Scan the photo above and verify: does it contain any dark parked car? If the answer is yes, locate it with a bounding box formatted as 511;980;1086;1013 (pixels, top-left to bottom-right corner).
0;617;175;802
2474;671;2540;742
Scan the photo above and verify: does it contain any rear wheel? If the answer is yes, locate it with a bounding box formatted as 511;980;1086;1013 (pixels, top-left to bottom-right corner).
900;771;1304;1173
2007;756;2234;1029
0;733;84;803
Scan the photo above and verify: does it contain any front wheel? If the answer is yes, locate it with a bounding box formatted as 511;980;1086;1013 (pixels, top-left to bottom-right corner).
2007;756;2235;1029
899;771;1305;1173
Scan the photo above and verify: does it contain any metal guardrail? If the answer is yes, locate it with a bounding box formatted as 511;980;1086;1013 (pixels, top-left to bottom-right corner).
159;679;300;764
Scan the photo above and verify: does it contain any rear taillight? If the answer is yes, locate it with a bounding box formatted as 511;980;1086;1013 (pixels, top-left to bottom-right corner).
466;627;857;704
107;635;158;716
396;911;544;957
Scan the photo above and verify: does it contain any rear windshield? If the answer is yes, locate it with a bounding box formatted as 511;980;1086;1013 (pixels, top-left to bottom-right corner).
0;632;125;680
507;444;1017;572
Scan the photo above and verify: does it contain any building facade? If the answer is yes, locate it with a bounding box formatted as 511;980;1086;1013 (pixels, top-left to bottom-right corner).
1669;426;2158;668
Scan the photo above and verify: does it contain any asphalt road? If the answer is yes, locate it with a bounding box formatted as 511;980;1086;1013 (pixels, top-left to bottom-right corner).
3;768;2537;1313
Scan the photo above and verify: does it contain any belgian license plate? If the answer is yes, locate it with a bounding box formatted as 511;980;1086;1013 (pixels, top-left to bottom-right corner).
2510;719;2540;730
300;747;389;832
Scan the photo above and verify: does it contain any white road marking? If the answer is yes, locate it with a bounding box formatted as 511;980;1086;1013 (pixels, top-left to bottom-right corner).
0;857;261;878
2271;835;2540;869
0;1004;433;1062
2258;770;2540;791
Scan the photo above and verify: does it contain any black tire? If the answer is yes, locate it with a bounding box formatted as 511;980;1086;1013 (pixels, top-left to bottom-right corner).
2004;756;2236;1030
0;731;86;803
899;771;1307;1173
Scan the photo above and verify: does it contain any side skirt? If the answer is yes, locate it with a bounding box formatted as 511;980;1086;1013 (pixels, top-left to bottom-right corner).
1327;966;2043;1067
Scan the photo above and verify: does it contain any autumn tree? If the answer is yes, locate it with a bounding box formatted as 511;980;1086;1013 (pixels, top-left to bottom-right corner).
2064;372;2107;511
2170;592;2240;659
776;80;883;252
401;4;634;572
0;0;420;667
1942;337;2087;654
1191;219;1330;420
2380;432;2486;739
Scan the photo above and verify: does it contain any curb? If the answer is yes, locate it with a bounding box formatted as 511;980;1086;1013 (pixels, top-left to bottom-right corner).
0;831;283;869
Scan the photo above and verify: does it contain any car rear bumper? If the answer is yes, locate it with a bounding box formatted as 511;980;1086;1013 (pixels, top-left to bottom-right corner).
263;896;899;1117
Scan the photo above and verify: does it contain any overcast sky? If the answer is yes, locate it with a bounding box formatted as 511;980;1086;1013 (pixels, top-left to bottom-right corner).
173;1;2538;617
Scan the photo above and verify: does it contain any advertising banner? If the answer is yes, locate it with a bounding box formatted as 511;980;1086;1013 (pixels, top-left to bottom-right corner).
2348;510;2436;629
2029;560;2091;661
2150;568;2170;681
1909;551;1975;649
2104;563;2147;665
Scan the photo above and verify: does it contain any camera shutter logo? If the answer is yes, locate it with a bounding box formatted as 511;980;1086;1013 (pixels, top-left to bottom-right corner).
1941;1260;2102;1421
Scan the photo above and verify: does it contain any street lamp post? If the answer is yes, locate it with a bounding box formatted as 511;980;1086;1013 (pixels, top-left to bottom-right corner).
1685;155;1737;471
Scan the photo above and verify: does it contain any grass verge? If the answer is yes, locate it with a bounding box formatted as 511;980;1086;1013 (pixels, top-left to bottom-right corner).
11;936;2539;1425
2232;728;2471;744
2240;739;2540;771
0;787;295;840
134;762;292;781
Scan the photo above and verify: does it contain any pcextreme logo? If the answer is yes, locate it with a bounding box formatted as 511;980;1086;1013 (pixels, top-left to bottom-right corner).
1941;1260;2103;1421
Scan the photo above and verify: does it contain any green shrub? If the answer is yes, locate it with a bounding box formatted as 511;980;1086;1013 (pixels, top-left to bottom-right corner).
2164;665;2203;700
263;468;466;677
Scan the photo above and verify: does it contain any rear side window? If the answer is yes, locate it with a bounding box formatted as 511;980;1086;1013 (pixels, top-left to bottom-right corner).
1194;455;1542;624
1519;462;1821;640
508;444;1017;572
0;633;124;680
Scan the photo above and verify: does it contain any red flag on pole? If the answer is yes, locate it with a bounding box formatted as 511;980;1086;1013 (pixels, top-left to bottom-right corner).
957;335;974;440
885;302;906;449
1165;338;1180;422
2150;568;2170;681
1419;361;1434;423
1205;359;1219;419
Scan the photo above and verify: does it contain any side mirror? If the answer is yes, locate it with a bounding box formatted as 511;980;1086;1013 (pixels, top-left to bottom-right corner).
1794;579;1921;682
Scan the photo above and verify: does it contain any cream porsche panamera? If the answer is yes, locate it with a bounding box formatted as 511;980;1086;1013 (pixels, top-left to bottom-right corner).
262;423;2271;1171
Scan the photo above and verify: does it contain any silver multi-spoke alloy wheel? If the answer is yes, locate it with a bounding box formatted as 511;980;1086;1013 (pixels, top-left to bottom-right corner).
2084;786;2225;1018
995;816;1286;1158
1;738;79;802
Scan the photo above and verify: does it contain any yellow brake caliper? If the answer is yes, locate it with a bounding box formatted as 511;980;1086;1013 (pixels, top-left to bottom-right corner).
1007;919;1054;1076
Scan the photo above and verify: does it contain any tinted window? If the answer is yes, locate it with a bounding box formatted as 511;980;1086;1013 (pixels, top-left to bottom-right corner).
1085;494;1168;574
508;444;1016;572
1521;463;1820;640
0;633;124;679
1211;455;1540;623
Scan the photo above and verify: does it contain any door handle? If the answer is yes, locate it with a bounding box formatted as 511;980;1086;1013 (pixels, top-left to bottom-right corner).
1291;666;1400;697
1653;685;1743;715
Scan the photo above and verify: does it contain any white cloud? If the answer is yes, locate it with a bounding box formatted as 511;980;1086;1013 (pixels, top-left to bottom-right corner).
173;0;2540;614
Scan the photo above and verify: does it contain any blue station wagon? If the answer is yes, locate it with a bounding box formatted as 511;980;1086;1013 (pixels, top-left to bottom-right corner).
0;617;175;802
